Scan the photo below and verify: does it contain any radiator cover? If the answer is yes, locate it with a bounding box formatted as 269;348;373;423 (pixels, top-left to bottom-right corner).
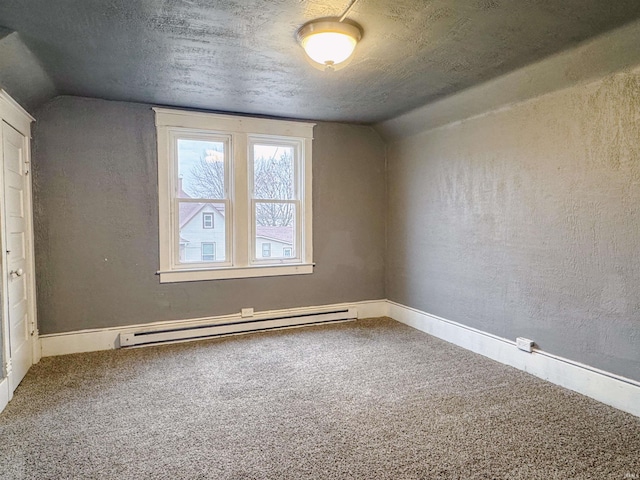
119;307;357;347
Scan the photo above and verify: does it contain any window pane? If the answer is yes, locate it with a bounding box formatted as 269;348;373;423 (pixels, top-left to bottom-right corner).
178;139;225;199
201;243;216;261
179;202;226;263
255;202;295;259
253;144;294;200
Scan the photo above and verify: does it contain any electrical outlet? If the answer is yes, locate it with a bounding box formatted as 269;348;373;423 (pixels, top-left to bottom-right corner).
241;308;254;318
516;337;534;353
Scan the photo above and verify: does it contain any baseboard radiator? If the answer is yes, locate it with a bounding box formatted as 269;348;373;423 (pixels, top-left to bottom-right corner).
119;307;357;347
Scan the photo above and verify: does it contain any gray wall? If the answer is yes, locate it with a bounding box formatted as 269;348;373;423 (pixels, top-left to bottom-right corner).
0;30;56;113
32;96;385;335
386;70;640;381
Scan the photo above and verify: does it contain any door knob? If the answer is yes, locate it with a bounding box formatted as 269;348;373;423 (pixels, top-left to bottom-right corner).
10;268;23;277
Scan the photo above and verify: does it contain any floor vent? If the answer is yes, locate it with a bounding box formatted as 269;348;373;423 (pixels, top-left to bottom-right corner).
119;307;357;347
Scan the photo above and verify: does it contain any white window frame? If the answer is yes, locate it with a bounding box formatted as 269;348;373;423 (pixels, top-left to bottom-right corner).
155;108;314;283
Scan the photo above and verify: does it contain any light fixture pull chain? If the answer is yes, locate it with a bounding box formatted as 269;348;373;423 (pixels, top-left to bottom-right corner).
338;0;360;22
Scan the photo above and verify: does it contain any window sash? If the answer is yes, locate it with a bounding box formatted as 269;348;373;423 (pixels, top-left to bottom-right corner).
172;198;231;268
170;130;231;269
250;199;300;264
248;136;302;265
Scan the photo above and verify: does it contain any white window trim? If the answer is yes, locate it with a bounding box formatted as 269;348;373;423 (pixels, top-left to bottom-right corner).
154;108;315;283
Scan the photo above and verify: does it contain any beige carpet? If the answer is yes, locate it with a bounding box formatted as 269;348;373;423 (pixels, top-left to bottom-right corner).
0;317;638;479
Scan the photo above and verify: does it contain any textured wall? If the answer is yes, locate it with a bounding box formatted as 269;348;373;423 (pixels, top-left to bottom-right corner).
386;71;640;381
32;96;385;334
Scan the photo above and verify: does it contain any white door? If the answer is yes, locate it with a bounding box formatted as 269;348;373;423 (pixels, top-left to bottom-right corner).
2;121;32;390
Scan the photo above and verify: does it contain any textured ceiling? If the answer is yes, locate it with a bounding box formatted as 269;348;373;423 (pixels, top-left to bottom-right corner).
2;0;640;123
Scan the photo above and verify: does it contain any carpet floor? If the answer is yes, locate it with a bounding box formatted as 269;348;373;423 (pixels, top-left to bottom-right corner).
0;317;638;479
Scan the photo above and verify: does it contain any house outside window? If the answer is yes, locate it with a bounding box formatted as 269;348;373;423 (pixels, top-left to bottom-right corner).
155;108;314;282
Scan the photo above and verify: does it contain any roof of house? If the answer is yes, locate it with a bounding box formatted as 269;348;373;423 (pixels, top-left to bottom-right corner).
178;202;226;229
255;226;294;245
178;185;226;229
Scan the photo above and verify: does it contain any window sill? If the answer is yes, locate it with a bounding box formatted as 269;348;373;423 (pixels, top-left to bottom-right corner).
157;263;314;283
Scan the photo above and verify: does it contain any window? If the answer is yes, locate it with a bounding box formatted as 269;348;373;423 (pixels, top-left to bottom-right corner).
202;242;216;261
155;108;314;282
202;212;214;229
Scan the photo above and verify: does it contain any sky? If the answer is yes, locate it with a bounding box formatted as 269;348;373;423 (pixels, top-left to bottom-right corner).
177;139;223;197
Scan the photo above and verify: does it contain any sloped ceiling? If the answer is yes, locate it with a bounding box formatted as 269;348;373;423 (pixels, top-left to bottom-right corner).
0;29;56;112
2;0;640;122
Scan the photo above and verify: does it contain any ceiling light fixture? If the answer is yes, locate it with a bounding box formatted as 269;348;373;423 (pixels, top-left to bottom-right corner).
296;0;363;71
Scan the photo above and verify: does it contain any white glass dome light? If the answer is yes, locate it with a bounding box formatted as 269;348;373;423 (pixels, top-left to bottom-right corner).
297;20;363;71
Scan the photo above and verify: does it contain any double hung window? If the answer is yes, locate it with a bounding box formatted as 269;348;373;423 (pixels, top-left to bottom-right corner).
155;108;314;282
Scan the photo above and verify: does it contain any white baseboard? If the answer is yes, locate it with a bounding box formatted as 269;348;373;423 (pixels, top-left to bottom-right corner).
388;301;640;418
0;376;10;415
40;299;388;357
32;331;41;365
356;299;389;319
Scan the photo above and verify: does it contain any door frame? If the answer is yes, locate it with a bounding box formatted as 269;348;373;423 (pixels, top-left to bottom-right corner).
0;90;37;410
